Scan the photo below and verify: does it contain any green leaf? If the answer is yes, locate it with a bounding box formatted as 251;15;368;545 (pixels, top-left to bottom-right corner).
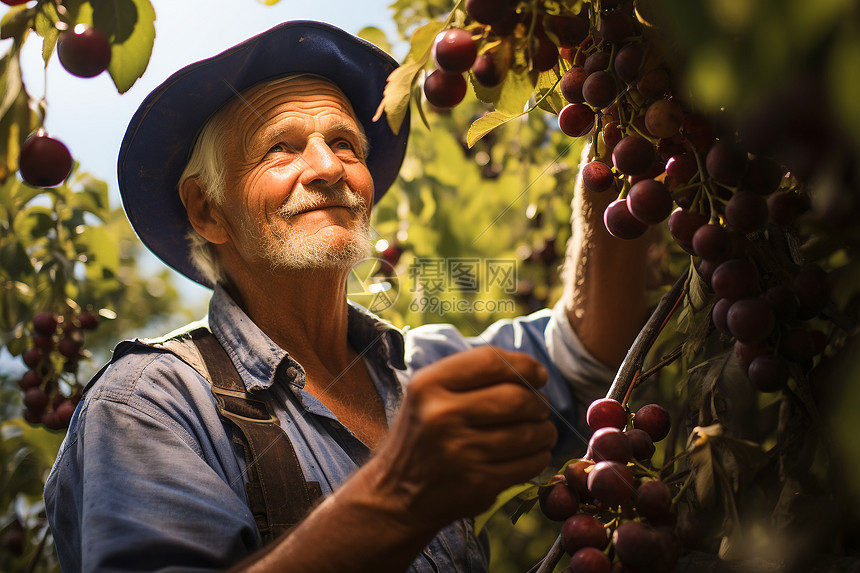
0;6;34;41
535;69;565;115
34;1;61;66
373;20;445;135
81;0;157;94
16;205;55;240
357;26;392;54
474;482;539;534
0;39;25;121
467;110;522;148
76;225;120;275
494;69;536;116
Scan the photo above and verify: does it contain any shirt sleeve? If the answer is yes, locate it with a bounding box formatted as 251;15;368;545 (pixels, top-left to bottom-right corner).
403;300;616;455
44;349;259;573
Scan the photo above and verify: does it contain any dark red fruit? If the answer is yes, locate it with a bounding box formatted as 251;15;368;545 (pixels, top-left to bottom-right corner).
433;29;478;74
711;297;733;336
711;258;759;300
567;547;611;573
22;347;42;369
680;113;714;152
2;0;30;5
613;521;661;567
627;179;673;224
472;53;504;87
582;161;616;193
612;136;656;176
540;480;580;521
564;460;594;501
734;341;768;369
587;461;635;505
742;156;784;195
768;190;808;227
561;67;589;104
18;370;42;390
725;191;769;233
546;14;589;48
637;67;671;99
636;480;673;521
77;311;100;330
58;336;83;359
644;99;684;139
602;121;623;150
561;514;609;553
668;207;708;254
747;354;789;392
58;25;112;78
18;130;73;188
614;43;644;84
532;34;559;72
584;51;611;75
632;404;671;442
466;0;514;25
23;388;49;412
598;10;634;44
56;399;76;425
604;199;649;240
692;224;731;262
665;153;698;191
424;70;467;108
587;427;633;463
586;398;627;430
625;428;655;461
706;141;748;186
559;103;596;137
33;334;55;350
33;311;58;336
582;71;618;109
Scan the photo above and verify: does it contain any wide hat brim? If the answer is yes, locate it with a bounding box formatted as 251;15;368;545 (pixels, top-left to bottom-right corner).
118;20;408;288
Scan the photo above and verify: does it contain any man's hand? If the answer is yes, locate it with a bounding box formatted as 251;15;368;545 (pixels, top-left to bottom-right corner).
369;345;558;527
235;346;557;573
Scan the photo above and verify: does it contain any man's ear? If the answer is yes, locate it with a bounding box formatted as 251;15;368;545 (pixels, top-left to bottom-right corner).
178;177;229;245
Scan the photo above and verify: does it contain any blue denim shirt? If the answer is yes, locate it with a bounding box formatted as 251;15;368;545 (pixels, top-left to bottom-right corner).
44;286;614;572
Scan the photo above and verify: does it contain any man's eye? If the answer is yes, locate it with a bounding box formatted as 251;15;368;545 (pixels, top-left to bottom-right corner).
333;140;355;151
267;143;288;154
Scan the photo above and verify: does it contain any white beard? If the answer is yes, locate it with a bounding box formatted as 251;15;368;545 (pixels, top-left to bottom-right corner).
258;186;373;272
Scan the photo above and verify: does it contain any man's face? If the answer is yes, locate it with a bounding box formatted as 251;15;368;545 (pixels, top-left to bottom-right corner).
215;76;374;273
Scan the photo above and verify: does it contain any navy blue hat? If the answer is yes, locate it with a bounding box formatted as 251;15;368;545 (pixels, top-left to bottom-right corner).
118;20;408;287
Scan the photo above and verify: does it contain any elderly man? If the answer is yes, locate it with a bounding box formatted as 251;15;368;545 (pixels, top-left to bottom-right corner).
45;21;649;573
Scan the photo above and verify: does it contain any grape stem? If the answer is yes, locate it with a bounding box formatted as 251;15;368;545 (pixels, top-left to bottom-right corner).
531;533;564;573
606;271;688;405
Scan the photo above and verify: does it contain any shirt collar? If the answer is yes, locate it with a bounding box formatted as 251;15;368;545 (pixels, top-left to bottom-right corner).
207;285;405;393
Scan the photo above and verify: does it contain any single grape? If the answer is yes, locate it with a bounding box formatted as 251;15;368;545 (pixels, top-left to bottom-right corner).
636;67;671;100
582;161;616;193
587;427;633;463
614;43;644;84
706;141;748;186
561;513;609;553
559;103;596;137
692;224;731;262
472;53;504;87
540;479;580;522
584;51;611;75
598;9;634;44
747;354;789;392
711;297;733;336
632;404;671;442
604;199;649;240
433;29;478;74
725;191;768;234
710;258;760;300
612;136;656;176
612;521;661;568
561;67;589;104
635;480;673;521
625;428;655;461
627;179;673;224
423;70;467;108
567;547;611;573
587;461;635;505
644;99;684;139
582;71;618;109
586;398;627;430
668;207;709;254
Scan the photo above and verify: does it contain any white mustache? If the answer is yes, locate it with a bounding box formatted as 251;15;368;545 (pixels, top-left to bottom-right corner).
276;185;367;219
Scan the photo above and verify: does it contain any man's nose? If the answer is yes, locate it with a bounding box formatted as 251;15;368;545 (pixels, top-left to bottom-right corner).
299;134;345;186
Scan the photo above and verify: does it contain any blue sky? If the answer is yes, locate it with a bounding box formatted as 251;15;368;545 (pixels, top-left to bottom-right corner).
3;0;403;304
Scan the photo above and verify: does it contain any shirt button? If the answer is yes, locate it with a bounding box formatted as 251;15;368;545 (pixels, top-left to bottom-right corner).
286;366;298;378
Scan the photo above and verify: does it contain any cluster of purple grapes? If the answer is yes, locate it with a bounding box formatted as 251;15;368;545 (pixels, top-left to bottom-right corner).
423;0;590;108
539;398;681;572
18;311;97;430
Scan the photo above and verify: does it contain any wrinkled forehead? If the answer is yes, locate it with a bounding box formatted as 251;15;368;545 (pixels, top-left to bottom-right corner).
219;74;362;134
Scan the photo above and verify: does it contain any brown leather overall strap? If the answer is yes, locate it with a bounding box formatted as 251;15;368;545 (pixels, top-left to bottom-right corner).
191;331;322;544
